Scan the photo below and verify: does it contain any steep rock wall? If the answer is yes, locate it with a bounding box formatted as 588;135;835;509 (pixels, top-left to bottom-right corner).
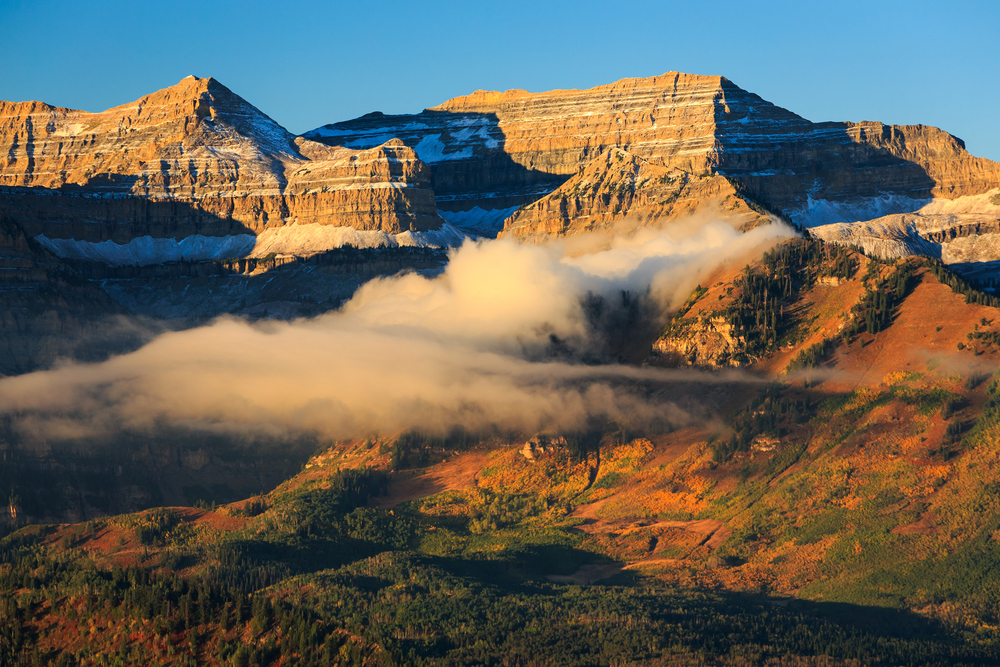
0;77;442;250
500;147;771;240
311;73;1000;234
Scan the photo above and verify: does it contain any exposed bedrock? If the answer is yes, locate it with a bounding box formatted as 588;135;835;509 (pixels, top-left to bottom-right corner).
808;191;1000;272
310;72;1000;238
2;72;999;264
0;76;443;245
499;147;771;241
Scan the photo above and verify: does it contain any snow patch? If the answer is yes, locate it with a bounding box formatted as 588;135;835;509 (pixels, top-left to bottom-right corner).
395;223;469;248
36;224;471;267
413;134;473;163
448;117;500;149
789;194;931;228
305;121;430;141
339;134;399;150
35;234;257;267
439;206;519;238
249;223;467;256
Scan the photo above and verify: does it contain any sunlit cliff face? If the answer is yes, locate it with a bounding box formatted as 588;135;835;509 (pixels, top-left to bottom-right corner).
0;218;794;444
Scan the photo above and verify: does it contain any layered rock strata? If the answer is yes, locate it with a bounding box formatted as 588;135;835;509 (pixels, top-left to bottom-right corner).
307;73;738;215
0;76;442;262
808;191;1000;277
3;72;999;274
310;73;1000;239
500;147;771;240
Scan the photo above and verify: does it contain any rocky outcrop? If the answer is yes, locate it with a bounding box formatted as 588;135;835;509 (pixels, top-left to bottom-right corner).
521;434;567;460
0;76;443;255
310;72;1000;238
500;147;771;240
653;316;747;368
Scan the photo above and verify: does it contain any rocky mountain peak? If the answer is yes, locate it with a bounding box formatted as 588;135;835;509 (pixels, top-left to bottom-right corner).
99;75;299;160
0;78;445;256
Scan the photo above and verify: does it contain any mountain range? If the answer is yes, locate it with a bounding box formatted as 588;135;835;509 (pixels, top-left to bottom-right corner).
0;72;996;375
3;72;998;258
4;72;1000;665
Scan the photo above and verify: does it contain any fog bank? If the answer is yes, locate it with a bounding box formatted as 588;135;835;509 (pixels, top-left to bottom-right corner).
0;218;794;443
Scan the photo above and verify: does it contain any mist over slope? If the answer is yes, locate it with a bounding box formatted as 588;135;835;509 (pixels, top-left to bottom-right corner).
0;218;792;444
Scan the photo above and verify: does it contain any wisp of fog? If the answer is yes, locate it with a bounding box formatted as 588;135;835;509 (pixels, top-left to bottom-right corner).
0;218;794;443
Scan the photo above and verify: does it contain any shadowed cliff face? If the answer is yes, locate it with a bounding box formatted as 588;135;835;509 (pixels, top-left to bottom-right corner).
79;245;449;321
0;216;155;376
307;110;568;214
708;78;974;212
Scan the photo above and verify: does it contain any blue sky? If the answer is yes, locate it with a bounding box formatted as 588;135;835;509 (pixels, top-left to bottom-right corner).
2;0;997;160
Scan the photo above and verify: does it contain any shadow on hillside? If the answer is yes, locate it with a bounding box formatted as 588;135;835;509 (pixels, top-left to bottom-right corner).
0;175;258;243
423;544;976;660
63;244;449;321
0;424;320;527
946;260;1000;287
721;125;938;221
712;79;940;220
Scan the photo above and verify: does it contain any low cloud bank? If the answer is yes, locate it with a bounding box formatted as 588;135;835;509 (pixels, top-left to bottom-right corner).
0;218;795;444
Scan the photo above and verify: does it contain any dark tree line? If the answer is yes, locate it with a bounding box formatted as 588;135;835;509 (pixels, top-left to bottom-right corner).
712;386;810;463
724;240;857;362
